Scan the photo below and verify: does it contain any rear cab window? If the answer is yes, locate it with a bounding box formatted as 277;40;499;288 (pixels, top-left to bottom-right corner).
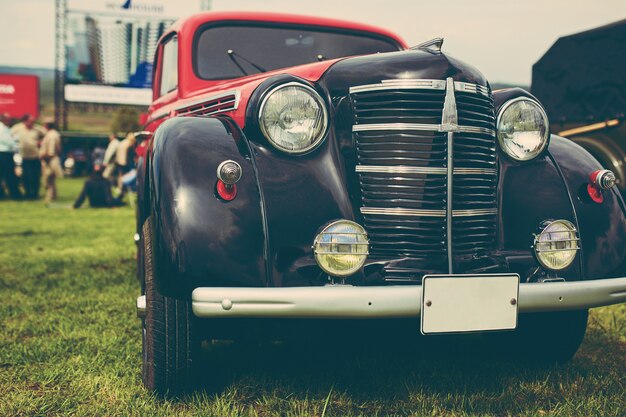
159;36;179;96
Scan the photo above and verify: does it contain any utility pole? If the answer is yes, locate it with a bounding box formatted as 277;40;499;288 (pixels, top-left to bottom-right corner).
54;0;67;130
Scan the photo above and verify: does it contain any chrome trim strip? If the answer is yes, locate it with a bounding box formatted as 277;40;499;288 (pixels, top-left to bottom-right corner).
360;207;447;217
191;277;626;318
453;168;497;175
355;165;497;176
454;81;490;97
360;207;496;218
350;79;446;94
443;77;457;273
356;165;447;175
446;131;454;273
132;130;152;139
349;79;490;98
452;208;498;217
458;126;496;136
174;90;241;113
353;123;495;136
353;123;441;132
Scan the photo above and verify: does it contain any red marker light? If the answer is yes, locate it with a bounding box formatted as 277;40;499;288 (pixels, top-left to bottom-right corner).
587;169;616;204
216;180;237;201
586;183;603;204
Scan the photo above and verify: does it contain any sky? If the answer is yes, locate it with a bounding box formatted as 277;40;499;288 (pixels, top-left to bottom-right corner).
0;0;623;85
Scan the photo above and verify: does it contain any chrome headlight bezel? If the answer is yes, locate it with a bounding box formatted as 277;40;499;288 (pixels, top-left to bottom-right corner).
313;219;369;277
496;97;550;162
532;219;580;271
258;82;329;155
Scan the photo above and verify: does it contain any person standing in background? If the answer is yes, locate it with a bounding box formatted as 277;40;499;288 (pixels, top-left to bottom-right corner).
114;132;136;197
102;133;119;181
0;113;21;199
39;119;63;204
11;114;42;199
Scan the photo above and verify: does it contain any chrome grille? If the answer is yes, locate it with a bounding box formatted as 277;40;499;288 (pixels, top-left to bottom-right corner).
350;78;497;279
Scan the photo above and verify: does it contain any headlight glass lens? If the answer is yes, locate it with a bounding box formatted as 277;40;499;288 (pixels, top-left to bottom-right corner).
497;98;549;161
533;220;579;271
314;220;369;277
259;83;328;153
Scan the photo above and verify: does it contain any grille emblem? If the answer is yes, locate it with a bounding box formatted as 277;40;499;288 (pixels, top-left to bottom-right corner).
441;77;458;132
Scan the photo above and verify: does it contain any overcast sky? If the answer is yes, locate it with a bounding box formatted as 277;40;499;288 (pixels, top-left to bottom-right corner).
0;0;623;84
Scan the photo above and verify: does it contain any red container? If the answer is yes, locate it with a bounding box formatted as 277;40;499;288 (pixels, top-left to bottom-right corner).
0;74;40;120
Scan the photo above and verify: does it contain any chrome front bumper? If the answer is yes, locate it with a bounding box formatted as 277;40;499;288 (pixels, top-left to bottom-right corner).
190;277;626;319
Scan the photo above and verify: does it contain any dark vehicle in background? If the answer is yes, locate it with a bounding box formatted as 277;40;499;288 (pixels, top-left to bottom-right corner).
532;19;626;192
134;11;626;395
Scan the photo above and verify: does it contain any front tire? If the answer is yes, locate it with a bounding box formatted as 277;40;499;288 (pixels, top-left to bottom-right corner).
141;218;198;395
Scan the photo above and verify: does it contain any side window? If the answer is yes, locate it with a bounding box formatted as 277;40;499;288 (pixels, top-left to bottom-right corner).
159;36;178;96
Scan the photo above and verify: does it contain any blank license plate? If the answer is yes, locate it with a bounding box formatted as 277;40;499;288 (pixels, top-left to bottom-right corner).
421;274;519;334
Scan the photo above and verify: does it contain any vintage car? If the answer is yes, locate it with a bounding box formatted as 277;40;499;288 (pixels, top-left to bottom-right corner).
134;11;626;394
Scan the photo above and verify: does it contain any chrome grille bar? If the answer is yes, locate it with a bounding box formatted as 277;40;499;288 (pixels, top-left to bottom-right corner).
442;77;457;273
360;207;497;217
349;79;490;98
360;207;447;217
353;123;441;133
353;122;495;137
356;165;496;176
356;165;447;175
452;208;498;217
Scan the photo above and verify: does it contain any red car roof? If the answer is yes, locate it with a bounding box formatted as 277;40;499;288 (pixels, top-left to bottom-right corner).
168;11;407;49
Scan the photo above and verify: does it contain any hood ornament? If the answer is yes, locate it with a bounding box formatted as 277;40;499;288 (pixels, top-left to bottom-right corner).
411;37;444;53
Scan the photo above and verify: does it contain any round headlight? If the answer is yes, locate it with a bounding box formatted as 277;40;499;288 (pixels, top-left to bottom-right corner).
533;220;579;271
497;97;549;161
313;220;369;277
259;82;328;154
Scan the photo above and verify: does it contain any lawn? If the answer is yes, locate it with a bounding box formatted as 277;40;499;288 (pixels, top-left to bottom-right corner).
0;178;624;416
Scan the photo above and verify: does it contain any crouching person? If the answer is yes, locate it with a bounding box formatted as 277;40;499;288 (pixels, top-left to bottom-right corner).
73;164;124;209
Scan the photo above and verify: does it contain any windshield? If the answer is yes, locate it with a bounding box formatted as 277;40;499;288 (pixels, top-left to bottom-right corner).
195;24;401;80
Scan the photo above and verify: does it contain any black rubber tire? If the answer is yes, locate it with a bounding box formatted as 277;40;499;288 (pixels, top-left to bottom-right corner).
497;310;589;364
141;218;198;396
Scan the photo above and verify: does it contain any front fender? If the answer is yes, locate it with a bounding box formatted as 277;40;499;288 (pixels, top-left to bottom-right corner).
548;135;626;279
149;116;267;298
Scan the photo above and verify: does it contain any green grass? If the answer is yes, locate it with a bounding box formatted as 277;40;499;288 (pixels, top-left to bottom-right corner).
0;177;625;416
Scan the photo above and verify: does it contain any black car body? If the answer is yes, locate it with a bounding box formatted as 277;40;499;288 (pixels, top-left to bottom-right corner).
135;12;626;395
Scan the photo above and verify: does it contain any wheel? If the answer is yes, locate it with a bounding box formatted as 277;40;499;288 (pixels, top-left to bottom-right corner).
496;310;588;363
141;217;199;395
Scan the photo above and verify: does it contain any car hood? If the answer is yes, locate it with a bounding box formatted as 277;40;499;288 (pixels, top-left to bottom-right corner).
320;48;490;96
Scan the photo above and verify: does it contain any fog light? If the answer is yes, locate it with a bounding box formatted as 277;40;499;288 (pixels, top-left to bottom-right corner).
313;220;369;277
532;220;580;271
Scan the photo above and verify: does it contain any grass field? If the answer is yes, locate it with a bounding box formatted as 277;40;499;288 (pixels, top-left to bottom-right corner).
0;178;624;416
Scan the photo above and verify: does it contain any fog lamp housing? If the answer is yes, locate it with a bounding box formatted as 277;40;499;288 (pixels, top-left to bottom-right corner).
532;220;580;271
313;220;369;277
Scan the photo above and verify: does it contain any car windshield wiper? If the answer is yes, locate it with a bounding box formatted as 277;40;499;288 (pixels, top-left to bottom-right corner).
227;49;267;75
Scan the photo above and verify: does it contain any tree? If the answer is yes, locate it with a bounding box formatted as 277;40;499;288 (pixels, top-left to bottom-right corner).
110;106;140;134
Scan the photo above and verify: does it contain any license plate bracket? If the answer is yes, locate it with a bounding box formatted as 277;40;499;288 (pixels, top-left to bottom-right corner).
421;274;519;335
